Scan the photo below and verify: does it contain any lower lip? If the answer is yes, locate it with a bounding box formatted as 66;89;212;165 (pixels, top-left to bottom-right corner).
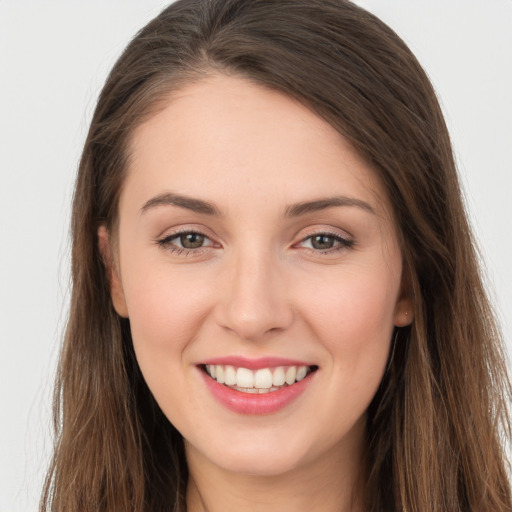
200;369;315;415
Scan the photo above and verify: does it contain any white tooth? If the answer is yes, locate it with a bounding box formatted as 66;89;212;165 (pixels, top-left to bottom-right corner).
236;367;255;388
296;366;307;381
216;365;225;384
272;367;285;386
224;365;237;385
255;368;273;389
233;385;259;394
285;366;297;385
209;365;216;378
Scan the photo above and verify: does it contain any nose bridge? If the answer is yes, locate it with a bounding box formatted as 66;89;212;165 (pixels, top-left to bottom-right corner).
216;243;293;340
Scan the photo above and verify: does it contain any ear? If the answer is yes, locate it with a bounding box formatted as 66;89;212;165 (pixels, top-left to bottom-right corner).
393;267;414;327
393;295;413;327
98;225;129;318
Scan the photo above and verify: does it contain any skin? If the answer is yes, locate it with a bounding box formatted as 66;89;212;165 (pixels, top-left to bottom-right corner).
100;73;412;512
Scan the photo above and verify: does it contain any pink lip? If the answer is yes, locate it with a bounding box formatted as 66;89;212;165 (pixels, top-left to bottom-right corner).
199;366;316;415
198;356;313;370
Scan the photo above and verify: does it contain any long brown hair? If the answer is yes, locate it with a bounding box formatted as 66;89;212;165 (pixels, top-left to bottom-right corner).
41;1;511;510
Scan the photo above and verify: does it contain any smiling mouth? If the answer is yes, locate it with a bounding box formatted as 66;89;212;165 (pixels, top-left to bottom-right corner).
202;364;318;394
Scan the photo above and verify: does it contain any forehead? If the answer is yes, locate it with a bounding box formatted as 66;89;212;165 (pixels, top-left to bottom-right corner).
125;73;391;218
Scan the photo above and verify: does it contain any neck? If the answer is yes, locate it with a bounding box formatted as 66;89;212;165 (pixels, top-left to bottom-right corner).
185;430;367;512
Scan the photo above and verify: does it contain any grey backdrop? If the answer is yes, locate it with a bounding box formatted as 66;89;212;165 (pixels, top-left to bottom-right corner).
1;1;511;510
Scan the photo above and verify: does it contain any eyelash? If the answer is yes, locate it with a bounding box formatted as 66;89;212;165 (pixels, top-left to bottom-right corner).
156;230;354;255
296;231;354;253
156;229;214;256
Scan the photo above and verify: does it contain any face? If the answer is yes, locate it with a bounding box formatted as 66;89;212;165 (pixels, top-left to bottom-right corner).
103;74;412;478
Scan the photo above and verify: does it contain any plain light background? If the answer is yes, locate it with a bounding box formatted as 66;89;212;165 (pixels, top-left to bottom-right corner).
1;1;511;510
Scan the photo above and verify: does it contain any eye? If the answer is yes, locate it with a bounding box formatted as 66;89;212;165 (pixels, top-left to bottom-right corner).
298;232;354;252
176;232;208;249
157;230;217;253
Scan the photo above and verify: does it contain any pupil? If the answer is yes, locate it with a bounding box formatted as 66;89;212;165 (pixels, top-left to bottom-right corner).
312;235;334;250
181;233;204;249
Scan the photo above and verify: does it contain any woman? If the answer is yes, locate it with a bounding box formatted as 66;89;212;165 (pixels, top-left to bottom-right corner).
41;0;512;511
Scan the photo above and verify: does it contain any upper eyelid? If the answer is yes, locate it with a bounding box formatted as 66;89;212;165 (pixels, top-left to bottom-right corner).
157;226;214;241
295;233;353;248
157;233;214;250
155;226;353;245
295;226;353;242
301;230;350;239
300;232;350;242
156;230;217;254
161;230;211;241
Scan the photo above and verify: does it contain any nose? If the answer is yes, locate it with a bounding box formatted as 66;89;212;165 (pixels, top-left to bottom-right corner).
214;248;294;341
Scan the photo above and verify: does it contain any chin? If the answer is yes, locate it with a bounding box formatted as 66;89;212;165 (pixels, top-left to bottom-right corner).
185;424;329;478
213;447;307;477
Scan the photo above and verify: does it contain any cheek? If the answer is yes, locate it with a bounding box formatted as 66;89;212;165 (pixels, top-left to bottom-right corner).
305;268;397;333
121;266;217;429
120;260;214;375
302;270;397;430
298;265;398;377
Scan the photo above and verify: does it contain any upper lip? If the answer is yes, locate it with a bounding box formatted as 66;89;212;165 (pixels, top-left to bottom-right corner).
197;356;315;370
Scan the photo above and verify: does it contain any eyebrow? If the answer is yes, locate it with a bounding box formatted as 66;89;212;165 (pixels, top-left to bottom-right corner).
140;192;376;217
140;192;221;216
284;196;376;217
